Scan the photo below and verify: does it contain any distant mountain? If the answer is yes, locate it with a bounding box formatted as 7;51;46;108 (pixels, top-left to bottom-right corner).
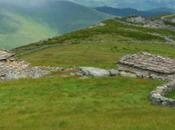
0;1;110;49
95;6;175;17
13;1;110;34
70;0;175;10
95;7;140;17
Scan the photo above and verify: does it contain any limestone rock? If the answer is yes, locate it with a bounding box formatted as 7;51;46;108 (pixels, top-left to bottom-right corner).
79;67;110;77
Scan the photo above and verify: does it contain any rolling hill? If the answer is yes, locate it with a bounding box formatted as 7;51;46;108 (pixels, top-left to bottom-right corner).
4;18;175;130
14;18;175;67
0;1;110;49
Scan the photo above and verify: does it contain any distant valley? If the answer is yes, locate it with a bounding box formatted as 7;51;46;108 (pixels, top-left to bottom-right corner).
0;1;109;49
1;0;175;50
1;1;175;129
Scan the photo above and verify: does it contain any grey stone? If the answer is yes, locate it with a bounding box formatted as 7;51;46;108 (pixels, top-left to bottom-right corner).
109;69;119;76
4;67;64;80
119;71;137;78
150;81;175;106
118;52;175;80
79;67;110;77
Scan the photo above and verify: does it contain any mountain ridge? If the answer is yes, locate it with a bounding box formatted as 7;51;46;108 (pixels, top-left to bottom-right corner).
0;0;110;49
95;6;175;17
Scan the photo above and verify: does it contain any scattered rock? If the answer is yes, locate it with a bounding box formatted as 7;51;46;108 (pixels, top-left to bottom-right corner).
150;81;175;106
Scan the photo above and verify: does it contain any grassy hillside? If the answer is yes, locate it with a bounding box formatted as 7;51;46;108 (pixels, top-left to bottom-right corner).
0;19;174;129
15;19;175;68
0;9;57;49
0;1;109;49
0;77;172;130
162;14;175;19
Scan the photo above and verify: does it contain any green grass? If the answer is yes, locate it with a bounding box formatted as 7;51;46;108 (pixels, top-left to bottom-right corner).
162;14;175;19
0;76;175;130
14;19;175;68
167;90;175;99
7;18;175;129
14;19;175;54
18;35;175;68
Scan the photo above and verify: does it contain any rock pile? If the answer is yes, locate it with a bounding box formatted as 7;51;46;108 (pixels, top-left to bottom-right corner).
118;52;175;106
118;52;175;80
150;81;175;106
0;50;64;80
125;16;175;31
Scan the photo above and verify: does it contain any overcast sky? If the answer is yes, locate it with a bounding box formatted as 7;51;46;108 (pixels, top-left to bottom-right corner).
0;0;175;10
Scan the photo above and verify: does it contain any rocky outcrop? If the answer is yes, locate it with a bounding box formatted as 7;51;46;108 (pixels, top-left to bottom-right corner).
78;67;136;78
148;32;174;43
118;52;175;106
150;81;175;106
125;16;175;32
118;52;175;80
0;50;65;80
126;16;146;24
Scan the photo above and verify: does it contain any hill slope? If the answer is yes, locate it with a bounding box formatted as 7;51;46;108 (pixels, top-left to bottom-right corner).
0;1;109;49
0;9;56;49
14;19;175;67
3;18;175;130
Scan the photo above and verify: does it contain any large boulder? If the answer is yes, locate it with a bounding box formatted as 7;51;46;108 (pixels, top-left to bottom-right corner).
79;67;110;77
